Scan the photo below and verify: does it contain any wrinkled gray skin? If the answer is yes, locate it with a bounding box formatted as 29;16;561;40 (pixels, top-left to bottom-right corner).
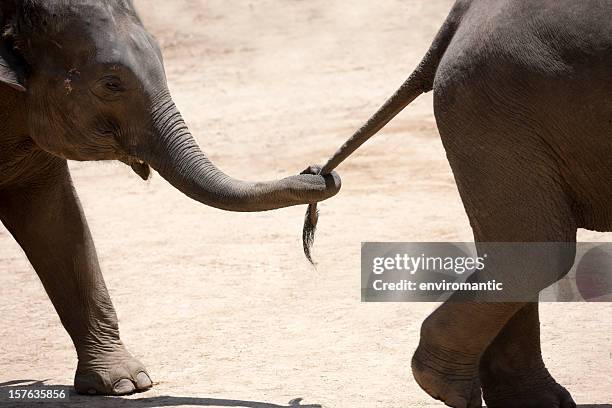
319;0;612;407
0;0;340;396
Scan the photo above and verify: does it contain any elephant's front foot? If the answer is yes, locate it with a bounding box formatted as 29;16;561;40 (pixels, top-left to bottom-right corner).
74;342;152;395
411;342;482;408
482;371;576;408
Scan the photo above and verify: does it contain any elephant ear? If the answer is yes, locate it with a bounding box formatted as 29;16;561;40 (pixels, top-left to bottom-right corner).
0;41;26;92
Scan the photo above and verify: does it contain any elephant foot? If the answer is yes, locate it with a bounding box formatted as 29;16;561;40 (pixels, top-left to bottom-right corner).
411;342;483;408
482;371;576;408
74;343;152;395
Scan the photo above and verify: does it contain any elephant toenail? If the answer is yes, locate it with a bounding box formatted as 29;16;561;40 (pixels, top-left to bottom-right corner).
113;378;135;395
135;372;152;389
87;389;97;395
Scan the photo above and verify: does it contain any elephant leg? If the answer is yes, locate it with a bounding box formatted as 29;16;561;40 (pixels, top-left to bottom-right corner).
479;303;575;408
0;158;152;395
411;154;578;407
412;241;576;408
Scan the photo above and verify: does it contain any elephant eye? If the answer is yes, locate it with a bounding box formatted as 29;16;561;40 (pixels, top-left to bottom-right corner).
92;75;126;101
102;76;125;92
105;79;123;92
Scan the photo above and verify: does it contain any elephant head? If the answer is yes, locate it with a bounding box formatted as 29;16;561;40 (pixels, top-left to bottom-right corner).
0;0;340;211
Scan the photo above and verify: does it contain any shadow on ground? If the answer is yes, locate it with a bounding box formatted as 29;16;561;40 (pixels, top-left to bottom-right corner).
0;380;321;407
1;380;610;407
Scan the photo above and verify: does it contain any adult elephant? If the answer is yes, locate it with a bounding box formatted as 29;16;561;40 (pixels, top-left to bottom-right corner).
0;0;340;396
310;0;610;406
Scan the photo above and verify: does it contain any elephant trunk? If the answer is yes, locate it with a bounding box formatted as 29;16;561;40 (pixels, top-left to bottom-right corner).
136;96;340;212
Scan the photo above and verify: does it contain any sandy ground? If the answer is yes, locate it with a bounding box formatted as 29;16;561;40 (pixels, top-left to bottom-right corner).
1;1;611;407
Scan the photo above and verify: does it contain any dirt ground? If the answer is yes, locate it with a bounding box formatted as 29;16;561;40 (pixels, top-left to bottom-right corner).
0;1;610;407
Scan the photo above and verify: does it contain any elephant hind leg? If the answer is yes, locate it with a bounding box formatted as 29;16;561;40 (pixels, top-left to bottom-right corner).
469;161;577;408
411;146;578;407
480;303;576;408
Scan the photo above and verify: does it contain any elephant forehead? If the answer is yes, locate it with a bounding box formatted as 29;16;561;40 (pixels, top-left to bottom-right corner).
20;1;133;35
28;0;137;21
25;1;164;85
93;25;159;68
91;25;165;91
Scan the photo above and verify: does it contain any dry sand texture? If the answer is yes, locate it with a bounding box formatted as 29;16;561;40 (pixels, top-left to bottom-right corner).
1;1;610;407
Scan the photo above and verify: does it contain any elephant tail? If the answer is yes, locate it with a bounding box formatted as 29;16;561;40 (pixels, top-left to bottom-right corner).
302;0;469;263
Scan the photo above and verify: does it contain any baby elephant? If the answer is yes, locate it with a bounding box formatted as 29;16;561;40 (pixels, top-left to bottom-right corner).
0;0;340;395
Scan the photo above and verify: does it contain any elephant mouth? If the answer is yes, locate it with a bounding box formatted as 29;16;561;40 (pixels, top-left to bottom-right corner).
119;156;151;181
